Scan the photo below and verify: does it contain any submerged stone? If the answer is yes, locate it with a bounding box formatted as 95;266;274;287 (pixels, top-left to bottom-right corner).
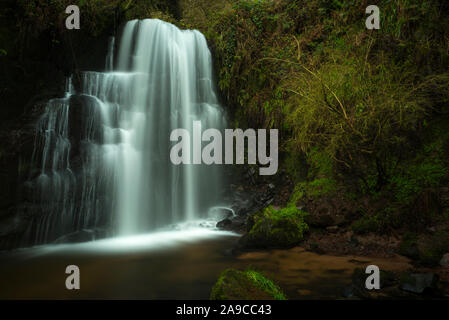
399;273;439;294
216;218;232;229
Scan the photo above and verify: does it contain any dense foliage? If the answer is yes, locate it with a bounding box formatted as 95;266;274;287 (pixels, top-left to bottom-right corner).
183;0;449;235
15;0;179;37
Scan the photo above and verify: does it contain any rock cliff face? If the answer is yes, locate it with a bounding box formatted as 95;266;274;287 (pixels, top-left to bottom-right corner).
0;50;112;250
0;1;129;249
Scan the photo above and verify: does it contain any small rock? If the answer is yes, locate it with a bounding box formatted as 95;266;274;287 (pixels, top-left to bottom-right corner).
440;253;449;267
216;218;232;229
208;207;234;221
342;285;354;298
427;226;436;233
399;273;439;294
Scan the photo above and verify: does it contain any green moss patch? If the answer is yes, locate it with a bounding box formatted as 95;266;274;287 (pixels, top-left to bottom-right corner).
240;206;308;248
210;268;287;300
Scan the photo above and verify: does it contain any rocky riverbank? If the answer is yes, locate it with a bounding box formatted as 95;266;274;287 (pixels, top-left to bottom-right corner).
215;164;449;298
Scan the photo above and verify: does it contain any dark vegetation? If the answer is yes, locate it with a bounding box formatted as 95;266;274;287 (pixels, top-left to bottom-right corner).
179;0;449;266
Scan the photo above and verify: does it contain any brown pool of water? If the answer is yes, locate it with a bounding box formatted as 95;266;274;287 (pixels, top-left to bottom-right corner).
0;235;411;299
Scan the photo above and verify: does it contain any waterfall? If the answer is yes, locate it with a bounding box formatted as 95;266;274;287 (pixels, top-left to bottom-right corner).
26;19;226;244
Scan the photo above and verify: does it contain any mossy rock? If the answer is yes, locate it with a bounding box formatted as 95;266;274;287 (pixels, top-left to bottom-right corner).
399;273;439;294
417;231;449;266
240;206;308;248
399;231;449;266
210;269;287;300
398;233;420;260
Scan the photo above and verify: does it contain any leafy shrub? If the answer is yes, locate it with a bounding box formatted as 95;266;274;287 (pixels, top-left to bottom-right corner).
201;0;449;211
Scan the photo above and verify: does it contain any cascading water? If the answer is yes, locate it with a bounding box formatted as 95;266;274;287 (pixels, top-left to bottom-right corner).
25;19;226;245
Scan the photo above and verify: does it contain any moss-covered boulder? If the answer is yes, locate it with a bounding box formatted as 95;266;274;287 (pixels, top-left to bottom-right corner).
398;233;420;260
239;206;308;248
417;231;449;266
210;269;287;300
398;231;449;266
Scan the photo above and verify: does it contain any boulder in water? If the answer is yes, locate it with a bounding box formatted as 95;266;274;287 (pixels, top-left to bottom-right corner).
216;218;232;229
210;269;286;300
216;215;247;232
399;273;439;294
208;207;234;221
